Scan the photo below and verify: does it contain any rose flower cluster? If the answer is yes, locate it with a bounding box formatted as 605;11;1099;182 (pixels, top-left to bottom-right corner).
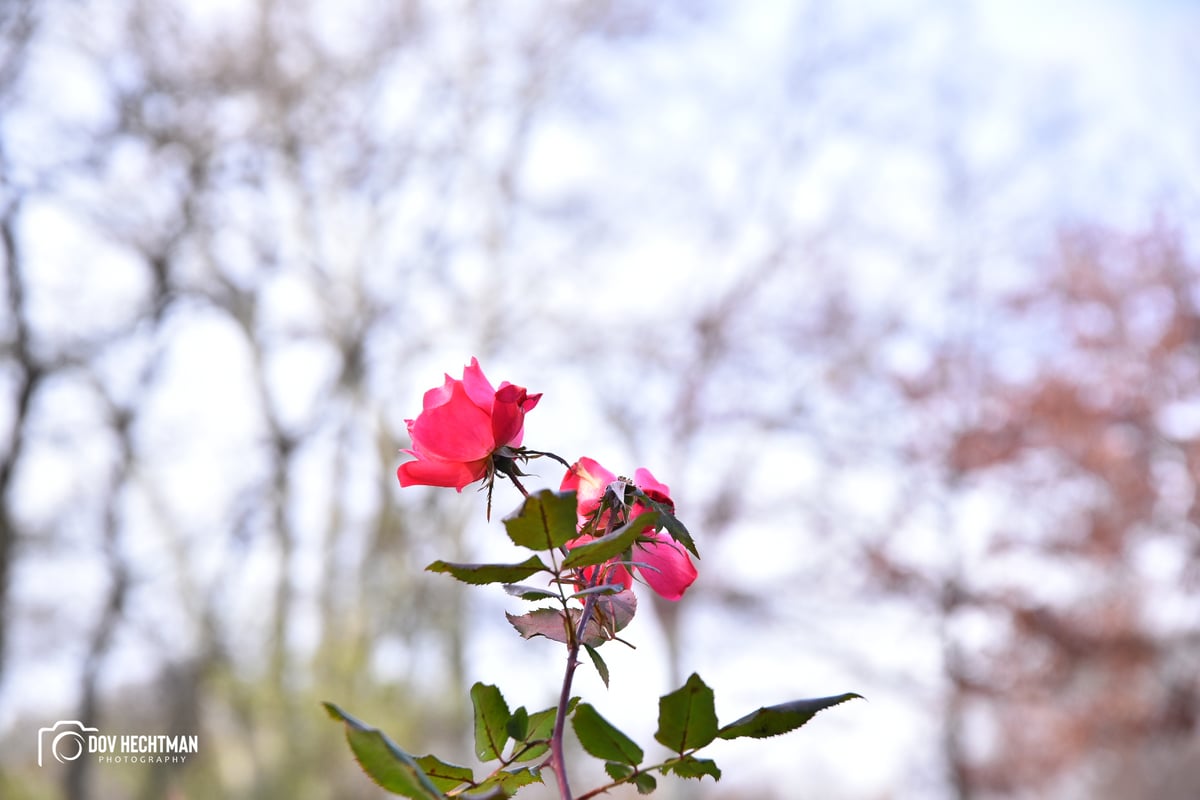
397;358;696;601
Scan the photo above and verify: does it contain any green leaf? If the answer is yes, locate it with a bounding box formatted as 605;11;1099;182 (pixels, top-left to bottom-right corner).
322;702;445;799
664;755;721;782
512;699;578;763
414;755;475;792
717;692;863;740
572;703;643;766
604;761;634;780
633;772;658;793
506;706;529;742
468;767;542;797
524;704;557;742
513;740;549;763
461;789;506;800
470;683;512;761
426;555;547;585
655;673;718;753
502;584;559;601
583;644;610;687
633;490;699;558
497;767;542;792
563;511;660;569
504;489;580;550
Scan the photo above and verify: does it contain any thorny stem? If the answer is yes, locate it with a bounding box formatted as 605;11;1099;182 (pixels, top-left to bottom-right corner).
549;635;579;799
549;498;619;800
550;589;603;800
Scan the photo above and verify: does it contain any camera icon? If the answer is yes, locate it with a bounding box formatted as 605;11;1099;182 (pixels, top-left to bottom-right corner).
37;720;99;766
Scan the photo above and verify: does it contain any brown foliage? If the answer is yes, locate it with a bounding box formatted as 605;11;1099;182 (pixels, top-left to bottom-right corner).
911;225;1200;796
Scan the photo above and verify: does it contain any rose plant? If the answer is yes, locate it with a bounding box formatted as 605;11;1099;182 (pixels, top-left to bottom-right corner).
326;358;860;799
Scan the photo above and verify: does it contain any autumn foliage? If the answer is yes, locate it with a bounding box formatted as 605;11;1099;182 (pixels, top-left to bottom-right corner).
870;225;1200;798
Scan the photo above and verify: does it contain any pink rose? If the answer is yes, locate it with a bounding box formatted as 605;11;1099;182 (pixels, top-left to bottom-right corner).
397;358;541;491
560;457;697;601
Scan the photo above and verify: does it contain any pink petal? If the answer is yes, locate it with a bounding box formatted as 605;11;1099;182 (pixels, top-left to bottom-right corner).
408;381;496;461
492;384;534;446
461;357;497;412
561;457;616;515
633;533;697;601
501;389;541;447
397;457;488;491
421;375;456;410
633;467;672;506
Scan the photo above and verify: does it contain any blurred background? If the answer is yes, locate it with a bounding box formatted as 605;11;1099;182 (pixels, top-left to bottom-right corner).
2;0;1199;798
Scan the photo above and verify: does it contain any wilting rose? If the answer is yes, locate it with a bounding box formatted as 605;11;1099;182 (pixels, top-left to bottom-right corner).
561;457;697;601
397;358;541;491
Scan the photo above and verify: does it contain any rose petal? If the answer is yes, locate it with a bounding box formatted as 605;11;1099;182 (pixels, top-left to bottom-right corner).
561;457;616;516
633;532;697;601
461;357;497;412
633;467;672;506
396;457;488;491
492;384;532;446
408;381;496;461
421;375;456;411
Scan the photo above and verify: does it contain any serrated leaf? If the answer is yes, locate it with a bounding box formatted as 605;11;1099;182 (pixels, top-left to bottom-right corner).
633;772;658;793
513;699;578;763
572;703;643;766
460;787;507;800
506;591;637;648
604;761;634;780
563;511;659;569
470;683;511;761
322;702;445;799
469;767;541;797
414;755;475;792
655;673;718;753
506;707;529;742
502;584;559;601
583;644;610;687
633;490;699;559
426;555;547;585
506;608;572;643
504;490;580;551
717;692;863;740
525;701;567;740
499;767;542;792
664;755;721;781
513;739;549;763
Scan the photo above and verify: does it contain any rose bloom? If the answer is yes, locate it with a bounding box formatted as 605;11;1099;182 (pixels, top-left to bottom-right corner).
397;358;541;491
560;457;697;601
